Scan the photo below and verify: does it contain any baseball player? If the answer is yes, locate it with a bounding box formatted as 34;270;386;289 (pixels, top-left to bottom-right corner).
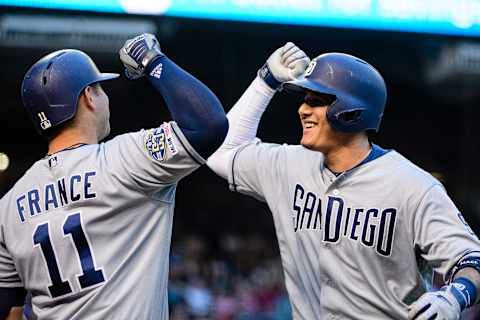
207;42;480;319
0;33;227;319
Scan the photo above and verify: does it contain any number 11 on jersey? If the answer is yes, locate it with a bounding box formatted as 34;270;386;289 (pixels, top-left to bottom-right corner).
33;212;105;298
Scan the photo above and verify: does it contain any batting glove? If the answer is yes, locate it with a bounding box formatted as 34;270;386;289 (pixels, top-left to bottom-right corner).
258;42;310;90
119;33;164;80
408;285;469;320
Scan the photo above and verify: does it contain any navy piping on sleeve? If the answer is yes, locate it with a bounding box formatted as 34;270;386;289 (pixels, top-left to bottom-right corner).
230;143;253;193
171;125;202;166
231;150;239;193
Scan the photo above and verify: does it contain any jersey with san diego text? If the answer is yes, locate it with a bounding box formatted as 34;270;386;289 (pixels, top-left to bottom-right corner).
0;122;204;320
228;140;480;320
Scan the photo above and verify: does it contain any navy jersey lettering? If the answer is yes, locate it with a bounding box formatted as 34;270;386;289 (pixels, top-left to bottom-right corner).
350;208;363;241
58;178;68;206
293;184;305;232
28;189;41;216
324;196;343;243
84;172;96;199
361;208;379;247
15;172;98;223
301;192;317;230
291;186;398;256
45;184;59;211
377;208;397;256
70;175;82;202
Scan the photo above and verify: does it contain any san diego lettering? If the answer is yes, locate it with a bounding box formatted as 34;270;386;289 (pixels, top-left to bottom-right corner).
292;183;397;257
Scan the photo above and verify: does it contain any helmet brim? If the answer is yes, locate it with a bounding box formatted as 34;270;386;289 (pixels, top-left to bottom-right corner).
282;78;337;97
98;73;120;81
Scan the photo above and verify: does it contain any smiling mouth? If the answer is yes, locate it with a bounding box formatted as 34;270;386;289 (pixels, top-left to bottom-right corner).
303;121;317;129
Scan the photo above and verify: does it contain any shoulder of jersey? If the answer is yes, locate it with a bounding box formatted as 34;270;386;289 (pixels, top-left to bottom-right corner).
283;143;319;154
384;151;441;187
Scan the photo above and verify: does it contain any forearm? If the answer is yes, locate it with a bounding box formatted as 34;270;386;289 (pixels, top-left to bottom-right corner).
5;307;22;320
453;267;480;304
146;56;228;158
223;77;275;149
207;77;274;179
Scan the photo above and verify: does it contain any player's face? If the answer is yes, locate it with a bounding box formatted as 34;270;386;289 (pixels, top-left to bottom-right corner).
92;84;111;140
298;92;340;152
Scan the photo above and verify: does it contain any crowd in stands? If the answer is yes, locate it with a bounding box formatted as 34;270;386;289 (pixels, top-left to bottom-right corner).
168;233;291;320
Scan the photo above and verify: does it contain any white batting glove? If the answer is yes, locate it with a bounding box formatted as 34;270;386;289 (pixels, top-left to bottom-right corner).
408;285;464;320
258;42;310;90
119;33;164;80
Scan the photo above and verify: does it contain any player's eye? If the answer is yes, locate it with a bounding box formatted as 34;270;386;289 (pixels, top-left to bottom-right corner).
304;94;335;107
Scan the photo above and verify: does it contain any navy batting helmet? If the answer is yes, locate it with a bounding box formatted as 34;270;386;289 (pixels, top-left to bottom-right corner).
21;49;119;134
283;52;387;133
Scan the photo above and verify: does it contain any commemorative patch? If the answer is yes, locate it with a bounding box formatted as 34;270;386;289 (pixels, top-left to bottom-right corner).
144;127;166;161
163;123;178;156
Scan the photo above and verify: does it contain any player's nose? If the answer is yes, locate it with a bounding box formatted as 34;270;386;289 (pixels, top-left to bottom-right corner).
298;102;313;118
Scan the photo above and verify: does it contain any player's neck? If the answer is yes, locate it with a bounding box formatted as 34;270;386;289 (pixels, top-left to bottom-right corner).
323;137;371;173
47;126;98;155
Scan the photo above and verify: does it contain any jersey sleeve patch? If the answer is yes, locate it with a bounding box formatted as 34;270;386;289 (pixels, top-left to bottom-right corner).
163;122;178;156
143;123;179;162
144;127;167;162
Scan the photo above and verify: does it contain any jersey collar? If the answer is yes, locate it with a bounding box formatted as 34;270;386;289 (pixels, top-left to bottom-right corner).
325;144;390;176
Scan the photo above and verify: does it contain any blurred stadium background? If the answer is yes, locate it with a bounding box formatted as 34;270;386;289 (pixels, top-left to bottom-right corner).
1;1;480;319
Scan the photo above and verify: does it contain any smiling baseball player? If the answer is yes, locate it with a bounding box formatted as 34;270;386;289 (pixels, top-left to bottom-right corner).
0;33;227;319
207;42;480;319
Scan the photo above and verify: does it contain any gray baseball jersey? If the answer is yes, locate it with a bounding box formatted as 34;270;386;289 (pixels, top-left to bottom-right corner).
0;122;204;320
228;140;480;319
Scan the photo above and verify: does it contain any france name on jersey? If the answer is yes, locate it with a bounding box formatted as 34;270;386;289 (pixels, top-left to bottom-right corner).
0;122;204;320
228;140;480;320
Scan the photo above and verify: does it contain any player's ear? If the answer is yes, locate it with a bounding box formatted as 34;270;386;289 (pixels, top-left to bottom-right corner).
81;85;97;111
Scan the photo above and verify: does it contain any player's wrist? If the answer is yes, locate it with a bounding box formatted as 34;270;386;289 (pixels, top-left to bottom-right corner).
449;277;478;310
252;76;276;96
143;50;164;69
257;63;282;90
145;55;167;79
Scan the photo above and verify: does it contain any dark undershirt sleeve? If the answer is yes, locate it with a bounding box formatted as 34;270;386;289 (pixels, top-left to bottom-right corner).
0;287;26;319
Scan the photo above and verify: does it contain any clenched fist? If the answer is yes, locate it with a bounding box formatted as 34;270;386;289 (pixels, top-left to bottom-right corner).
258;42;310;90
119;33;164;80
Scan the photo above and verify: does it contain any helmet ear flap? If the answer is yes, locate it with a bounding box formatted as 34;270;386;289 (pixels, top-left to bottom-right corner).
337;109;363;124
326;103;367;133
